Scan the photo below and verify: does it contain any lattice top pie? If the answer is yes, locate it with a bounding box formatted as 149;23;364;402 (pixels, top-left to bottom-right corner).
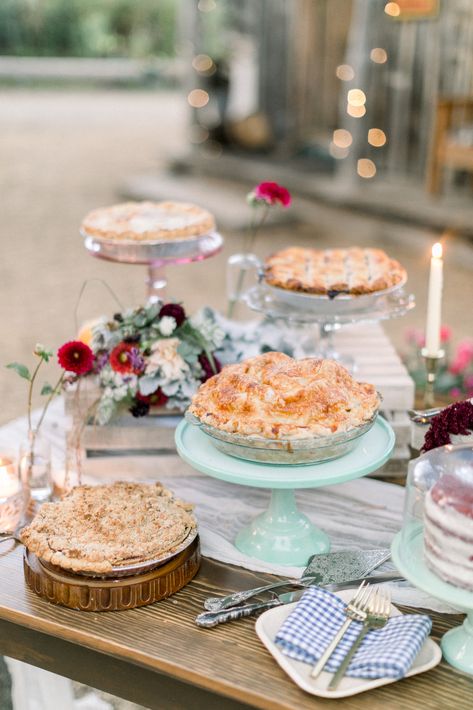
20;482;196;574
81;201;215;242
265;247;406;296
188;352;380;439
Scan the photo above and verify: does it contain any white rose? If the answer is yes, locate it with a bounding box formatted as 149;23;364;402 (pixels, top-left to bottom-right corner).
159;316;177;336
146;337;189;381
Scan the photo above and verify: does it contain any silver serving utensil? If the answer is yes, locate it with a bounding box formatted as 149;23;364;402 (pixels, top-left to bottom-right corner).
196;572;403;628
408;407;442;424
0;521;25;544
204;547;391;612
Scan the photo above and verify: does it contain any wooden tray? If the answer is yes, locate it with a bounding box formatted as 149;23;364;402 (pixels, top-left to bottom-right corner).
23;536;200;612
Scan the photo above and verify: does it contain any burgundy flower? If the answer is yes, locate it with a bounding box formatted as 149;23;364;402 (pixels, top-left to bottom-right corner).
57;340;94;375
109;342;143;375
199;353;221;382
136;389;168;407
422;400;473;452
159;303;186;327
129;400;150;418
252;182;291;207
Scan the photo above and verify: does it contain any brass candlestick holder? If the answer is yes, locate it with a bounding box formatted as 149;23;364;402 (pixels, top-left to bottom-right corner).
421;348;445;409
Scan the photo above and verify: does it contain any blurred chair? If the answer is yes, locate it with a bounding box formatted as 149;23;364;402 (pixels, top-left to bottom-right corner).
427;97;473;194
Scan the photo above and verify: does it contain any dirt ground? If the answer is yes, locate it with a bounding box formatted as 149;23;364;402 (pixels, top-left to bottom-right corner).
1;88;473;428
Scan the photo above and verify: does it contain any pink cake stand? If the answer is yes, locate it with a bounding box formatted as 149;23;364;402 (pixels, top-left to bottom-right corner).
82;230;223;302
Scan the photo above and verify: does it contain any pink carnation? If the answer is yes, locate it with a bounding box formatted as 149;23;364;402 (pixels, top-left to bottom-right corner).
251;182;291;207
440;325;452;343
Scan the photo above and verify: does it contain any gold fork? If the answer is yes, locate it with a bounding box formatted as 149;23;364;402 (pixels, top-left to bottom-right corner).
310;581;373;679
328;586;391;691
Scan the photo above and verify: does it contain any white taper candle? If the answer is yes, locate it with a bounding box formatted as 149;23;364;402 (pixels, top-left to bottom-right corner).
425;242;443;356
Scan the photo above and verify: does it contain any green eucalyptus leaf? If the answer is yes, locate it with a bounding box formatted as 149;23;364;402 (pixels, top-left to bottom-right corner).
6;362;31;380
40;383;54;395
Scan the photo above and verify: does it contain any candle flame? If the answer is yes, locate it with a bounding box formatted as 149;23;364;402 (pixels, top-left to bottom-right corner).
432;242;442;259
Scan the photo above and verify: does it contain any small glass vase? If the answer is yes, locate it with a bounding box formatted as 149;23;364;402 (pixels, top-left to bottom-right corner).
226;252;261;319
19;430;52;503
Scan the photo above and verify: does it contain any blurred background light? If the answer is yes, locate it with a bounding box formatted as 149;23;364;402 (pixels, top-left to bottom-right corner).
192;54;214;73
198;0;216;12
347;89;366;106
357;158;377;178
333;129;353;148
368;128;387;147
329;143;350;159
346;104;366;117
336;64;355;81
187;89;210;108
370;48;388;63
384;2;401;17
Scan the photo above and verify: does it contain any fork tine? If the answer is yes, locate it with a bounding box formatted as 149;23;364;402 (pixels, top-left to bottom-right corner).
355;583;373;610
383;588;391;616
352;580;366;603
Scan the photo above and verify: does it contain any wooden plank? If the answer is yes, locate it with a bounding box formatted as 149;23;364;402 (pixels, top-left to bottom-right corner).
0;548;472;709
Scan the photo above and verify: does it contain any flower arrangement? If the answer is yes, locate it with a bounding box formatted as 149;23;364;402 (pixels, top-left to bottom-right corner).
82;301;224;424
403;325;473;399
227;180;291;317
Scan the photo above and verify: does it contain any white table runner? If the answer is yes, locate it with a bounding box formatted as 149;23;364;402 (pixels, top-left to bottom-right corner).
0;399;457;613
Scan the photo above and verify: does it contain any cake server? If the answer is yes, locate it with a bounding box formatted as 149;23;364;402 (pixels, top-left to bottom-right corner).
203;548;391;612
196;572;403;628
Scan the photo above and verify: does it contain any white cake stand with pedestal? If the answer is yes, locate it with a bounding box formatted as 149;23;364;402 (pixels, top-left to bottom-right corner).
82;230;223;302
175;417;395;566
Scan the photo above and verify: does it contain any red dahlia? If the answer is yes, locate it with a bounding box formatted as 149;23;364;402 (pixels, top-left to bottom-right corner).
109;342;135;374
57;340;94;375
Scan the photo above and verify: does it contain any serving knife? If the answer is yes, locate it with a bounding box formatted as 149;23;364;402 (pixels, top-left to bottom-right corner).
195;572;404;628
204;548;391;612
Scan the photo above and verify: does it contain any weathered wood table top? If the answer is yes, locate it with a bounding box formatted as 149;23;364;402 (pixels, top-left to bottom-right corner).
0;541;472;710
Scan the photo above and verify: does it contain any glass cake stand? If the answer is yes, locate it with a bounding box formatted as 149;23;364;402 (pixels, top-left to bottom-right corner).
82;230;223;302
391;444;473;675
175;417;395;566
243;284;415;369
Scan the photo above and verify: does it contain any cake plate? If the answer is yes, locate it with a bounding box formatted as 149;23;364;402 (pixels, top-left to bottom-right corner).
175;417;395;566
82;230;223;302
244;284;415;369
392;528;473;675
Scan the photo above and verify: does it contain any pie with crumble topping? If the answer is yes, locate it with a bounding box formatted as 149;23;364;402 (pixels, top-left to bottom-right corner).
81;201;215;242
265;247;406;297
188;352;380;440
19;482;197;574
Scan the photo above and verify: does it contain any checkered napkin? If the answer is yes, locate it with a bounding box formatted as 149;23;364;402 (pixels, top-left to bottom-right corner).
274;587;432;679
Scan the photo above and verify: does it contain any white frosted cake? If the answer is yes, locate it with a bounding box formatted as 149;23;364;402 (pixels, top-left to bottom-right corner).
424;472;473;591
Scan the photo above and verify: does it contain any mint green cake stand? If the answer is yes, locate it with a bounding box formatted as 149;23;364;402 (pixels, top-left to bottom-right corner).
175;417;394;566
392;529;473;676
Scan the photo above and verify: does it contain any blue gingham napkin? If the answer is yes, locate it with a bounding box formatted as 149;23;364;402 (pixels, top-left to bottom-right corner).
275;587;432;679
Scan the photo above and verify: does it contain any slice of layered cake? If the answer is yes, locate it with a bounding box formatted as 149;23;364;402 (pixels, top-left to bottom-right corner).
424;470;473;591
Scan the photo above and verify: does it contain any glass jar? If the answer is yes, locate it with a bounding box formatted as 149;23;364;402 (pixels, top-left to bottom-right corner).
19;430;52;503
226;252;261;319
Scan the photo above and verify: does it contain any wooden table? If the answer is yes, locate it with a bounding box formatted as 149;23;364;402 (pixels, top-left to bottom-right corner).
0;543;472;710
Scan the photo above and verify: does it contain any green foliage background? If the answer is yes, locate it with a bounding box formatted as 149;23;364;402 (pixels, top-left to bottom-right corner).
0;0;177;58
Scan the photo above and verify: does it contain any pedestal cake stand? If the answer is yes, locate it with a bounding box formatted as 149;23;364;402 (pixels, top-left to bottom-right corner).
244;284;415;368
82;230;223;302
175;418;395;566
392;528;473;675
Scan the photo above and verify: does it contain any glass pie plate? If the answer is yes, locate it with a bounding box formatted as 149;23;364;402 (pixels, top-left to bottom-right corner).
40;524;199;579
184;410;379;465
264;274;407;316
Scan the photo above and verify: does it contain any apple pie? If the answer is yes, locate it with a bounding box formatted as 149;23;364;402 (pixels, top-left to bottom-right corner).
188;352;380;440
20;481;197;574
81;201;215;242
265;247;406;297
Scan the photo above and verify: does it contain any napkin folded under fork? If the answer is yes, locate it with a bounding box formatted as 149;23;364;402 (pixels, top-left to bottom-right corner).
275;587;432;679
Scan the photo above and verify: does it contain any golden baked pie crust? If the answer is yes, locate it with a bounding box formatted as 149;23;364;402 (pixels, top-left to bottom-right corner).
265;247;406;296
81;201;215;242
189;352;380;440
20;481;197;574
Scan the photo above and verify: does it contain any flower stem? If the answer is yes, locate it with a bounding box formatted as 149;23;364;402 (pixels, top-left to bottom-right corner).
27;359;43;434
35;372;65;435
